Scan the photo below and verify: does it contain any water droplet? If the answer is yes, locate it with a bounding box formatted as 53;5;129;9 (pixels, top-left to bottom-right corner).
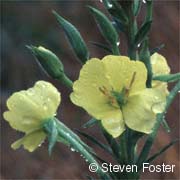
137;43;141;47
47;98;51;102
108;3;113;8
85;159;88;162
151;102;165;113
70;147;75;152
80;154;83;157
99;0;103;2
154;96;159;100
116;41;120;46
142;0;146;4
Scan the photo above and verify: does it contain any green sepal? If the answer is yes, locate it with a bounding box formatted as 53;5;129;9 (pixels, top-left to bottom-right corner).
82;118;99;128
133;0;142;16
75;129;112;154
27;45;64;79
43;119;58;155
87;6;119;48
150;44;165;55
52;10;89;64
145;139;179;164
134;20;152;46
153;73;180;83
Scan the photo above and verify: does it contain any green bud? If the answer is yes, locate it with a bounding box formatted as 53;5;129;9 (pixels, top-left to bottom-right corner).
27;45;64;79
27;45;73;89
52;10;89;64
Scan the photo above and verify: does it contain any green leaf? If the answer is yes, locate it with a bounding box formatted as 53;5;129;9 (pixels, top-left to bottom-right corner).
134;20;152;46
153;73;180;83
82;118;99;128
43;120;58;155
52;10;89;63
145;139;179;163
139;39;152;88
87;6;119;48
107;1;128;25
150;44;165;55
133;0;142;16
75;129;112;154
89;41;112;53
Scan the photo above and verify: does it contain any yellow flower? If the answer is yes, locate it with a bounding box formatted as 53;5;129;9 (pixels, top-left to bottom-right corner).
151;53;170;95
70;55;165;138
3;81;61;152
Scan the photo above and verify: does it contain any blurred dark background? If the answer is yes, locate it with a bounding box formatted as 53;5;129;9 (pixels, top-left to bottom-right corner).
1;0;179;179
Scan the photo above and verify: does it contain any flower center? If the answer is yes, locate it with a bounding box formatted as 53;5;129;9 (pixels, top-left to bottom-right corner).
99;72;136;109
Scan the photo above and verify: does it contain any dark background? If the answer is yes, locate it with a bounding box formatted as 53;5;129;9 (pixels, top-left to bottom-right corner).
1;0;179;179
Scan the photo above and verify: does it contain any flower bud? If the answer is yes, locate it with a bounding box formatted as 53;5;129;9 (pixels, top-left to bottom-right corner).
28;45;64;79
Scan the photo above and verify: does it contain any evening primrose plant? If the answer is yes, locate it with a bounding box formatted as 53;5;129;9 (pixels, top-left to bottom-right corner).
3;1;180;180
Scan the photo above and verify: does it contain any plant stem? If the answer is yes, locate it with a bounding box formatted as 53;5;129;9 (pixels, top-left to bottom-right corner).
55;119;110;180
112;43;120;55
137;80;180;170
58;74;73;89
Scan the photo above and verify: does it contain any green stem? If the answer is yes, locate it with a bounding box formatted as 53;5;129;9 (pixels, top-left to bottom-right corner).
55;119;110;180
58;74;73;89
112;43;120;55
137;80;180;170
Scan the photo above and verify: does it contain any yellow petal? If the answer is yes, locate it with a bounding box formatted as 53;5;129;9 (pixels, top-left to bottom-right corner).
11;130;46;152
151;53;170;75
122;89;166;134
70;58;114;119
151;53;170;95
101;109;125;138
3;81;60;133
102;55;147;94
3;111;41;133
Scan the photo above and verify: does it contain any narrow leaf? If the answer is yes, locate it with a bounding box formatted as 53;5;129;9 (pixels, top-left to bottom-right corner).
134;21;152;46
82;118;99;128
75;129;112;154
145;139;179;163
150;44;165;55
52;10;89;63
139;39;152;88
89;41;112;53
153;73;180;83
87;6;119;47
107;1;128;25
133;0;142;16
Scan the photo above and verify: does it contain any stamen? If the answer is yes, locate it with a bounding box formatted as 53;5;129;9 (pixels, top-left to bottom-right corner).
126;72;136;96
99;86;118;108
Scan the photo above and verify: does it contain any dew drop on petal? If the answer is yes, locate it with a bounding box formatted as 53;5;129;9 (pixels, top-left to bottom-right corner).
142;0;146;4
